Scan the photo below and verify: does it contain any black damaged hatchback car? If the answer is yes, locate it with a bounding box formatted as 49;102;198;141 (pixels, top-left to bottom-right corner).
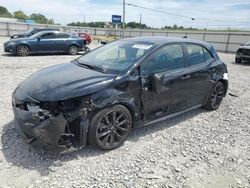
12;37;228;152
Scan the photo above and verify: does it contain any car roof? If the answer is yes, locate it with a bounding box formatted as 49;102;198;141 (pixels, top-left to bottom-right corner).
36;30;70;36
33;27;58;30
123;36;212;49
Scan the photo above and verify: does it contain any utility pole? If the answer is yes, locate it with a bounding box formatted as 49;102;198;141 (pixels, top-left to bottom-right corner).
122;0;125;38
140;14;142;29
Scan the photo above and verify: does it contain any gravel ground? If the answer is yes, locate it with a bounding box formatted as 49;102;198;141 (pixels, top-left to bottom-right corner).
0;37;249;188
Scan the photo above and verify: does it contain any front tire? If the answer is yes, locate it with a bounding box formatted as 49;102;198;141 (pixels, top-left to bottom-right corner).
235;57;241;64
16;45;30;56
68;45;78;55
205;82;224;110
88;105;132;150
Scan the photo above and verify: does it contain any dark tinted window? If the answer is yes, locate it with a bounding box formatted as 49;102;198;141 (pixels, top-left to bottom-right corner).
56;33;70;38
40;33;57;39
141;44;185;75
30;29;38;34
203;47;213;61
186;44;206;66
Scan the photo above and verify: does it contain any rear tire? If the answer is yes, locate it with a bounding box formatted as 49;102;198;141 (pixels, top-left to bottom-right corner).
204;82;224;110
16;45;30;56
88;105;132;150
68;45;78;55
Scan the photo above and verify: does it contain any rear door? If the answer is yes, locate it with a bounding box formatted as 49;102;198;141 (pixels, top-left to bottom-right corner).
51;33;71;52
183;43;216;106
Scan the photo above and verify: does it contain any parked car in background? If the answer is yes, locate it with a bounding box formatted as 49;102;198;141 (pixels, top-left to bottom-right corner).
235;41;250;63
12;37;228;152
4;31;85;56
10;28;60;39
78;32;92;45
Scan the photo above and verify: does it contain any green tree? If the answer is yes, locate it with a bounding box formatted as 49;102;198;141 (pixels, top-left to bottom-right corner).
0;6;12;18
30;13;54;24
126;22;149;29
13;10;28;20
67;21;105;28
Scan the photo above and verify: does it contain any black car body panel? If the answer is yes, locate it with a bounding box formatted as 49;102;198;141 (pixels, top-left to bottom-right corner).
12;37;228;152
18;62;116;101
4;31;85;55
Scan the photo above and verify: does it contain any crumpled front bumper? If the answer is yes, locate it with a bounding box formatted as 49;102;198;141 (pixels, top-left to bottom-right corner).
13;106;69;152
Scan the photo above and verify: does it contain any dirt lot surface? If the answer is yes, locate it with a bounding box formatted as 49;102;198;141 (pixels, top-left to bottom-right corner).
0;37;249;188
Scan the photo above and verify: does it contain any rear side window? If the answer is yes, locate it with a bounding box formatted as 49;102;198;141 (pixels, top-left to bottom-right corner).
56;33;70;38
203;48;213;61
186;44;205;66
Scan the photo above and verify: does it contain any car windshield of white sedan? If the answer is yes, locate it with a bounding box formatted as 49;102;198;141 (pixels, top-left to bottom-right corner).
77;40;154;74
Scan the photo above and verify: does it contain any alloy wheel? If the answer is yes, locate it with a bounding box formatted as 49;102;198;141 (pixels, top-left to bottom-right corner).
210;84;224;109
69;46;78;55
96;110;131;149
17;45;30;56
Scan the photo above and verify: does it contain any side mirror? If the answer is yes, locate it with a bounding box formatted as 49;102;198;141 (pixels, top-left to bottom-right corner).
149;74;163;93
37;37;41;41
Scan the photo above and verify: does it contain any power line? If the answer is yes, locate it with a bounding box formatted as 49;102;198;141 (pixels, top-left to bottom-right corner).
126;2;249;24
127;3;195;20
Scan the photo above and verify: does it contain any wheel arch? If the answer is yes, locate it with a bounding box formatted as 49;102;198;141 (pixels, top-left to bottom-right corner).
69;43;80;48
218;79;228;96
16;43;31;53
89;102;136;128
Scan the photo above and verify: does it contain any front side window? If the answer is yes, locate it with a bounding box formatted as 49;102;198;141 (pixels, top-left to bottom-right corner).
77;40;154;74
40;33;56;39
141;44;185;75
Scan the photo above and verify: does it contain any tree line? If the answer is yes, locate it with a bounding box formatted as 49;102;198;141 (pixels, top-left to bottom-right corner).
67;21;198;30
0;6;54;24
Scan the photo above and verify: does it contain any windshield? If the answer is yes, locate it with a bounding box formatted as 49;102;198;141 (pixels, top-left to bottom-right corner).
29;32;43;39
77;40;154;74
24;28;35;34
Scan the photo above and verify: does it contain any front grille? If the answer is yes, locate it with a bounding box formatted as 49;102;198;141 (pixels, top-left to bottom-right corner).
242;49;250;56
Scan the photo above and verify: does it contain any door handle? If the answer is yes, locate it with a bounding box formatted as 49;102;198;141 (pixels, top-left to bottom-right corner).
180;75;190;80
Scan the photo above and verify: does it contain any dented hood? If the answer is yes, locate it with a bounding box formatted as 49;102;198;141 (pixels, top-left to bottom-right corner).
17;62;116;101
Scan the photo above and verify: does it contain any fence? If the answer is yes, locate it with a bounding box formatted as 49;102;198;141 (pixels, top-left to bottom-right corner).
0;21;250;53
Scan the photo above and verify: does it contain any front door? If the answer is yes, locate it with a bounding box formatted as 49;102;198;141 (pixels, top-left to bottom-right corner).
140;43;192;122
36;32;56;53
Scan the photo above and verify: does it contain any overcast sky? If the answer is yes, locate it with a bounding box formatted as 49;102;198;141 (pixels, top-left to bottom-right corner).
1;0;250;29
